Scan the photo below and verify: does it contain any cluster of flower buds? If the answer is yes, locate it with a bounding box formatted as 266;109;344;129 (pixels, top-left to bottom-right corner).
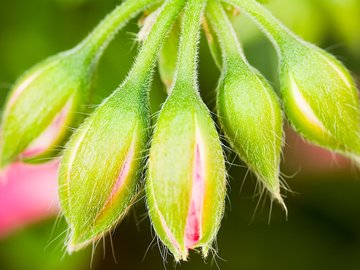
1;0;359;263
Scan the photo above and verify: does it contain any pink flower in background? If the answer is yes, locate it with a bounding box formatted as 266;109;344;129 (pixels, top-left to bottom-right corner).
0;160;60;238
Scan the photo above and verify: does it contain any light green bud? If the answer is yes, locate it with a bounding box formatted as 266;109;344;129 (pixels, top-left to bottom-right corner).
146;86;226;261
0;0;161;167
0;50;90;167
58;0;186;252
206;0;285;206
225;0;360;159
59;84;149;252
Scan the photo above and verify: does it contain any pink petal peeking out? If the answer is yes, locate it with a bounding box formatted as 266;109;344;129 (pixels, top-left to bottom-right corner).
0;160;60;238
185;138;204;249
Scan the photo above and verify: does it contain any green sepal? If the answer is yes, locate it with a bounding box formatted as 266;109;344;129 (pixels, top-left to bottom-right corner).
59;83;149;252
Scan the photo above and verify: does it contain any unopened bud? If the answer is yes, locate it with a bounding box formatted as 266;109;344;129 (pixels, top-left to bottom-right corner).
217;60;284;205
146;87;226;261
59;85;149;252
279;42;360;158
206;0;285;206
0;50;90;167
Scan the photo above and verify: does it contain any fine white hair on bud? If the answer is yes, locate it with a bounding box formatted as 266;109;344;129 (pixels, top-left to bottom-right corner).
146;90;226;261
59;86;149;252
59;0;186;252
206;0;285;207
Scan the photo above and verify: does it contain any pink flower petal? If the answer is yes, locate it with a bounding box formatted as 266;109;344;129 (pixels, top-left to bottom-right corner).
0;160;60;238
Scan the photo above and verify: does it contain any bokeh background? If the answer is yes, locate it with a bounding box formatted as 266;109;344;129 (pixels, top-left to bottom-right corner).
1;0;360;269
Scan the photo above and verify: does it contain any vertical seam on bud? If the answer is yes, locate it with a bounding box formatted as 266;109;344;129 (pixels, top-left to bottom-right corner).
185;125;205;249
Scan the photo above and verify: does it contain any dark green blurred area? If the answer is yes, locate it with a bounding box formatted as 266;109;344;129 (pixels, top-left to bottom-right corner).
1;0;360;269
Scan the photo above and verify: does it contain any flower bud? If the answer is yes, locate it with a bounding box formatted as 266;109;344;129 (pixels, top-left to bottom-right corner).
146;88;226;261
59;85;149;252
158;21;180;92
217;60;284;205
0;50;90;167
279;42;360;157
206;0;285;205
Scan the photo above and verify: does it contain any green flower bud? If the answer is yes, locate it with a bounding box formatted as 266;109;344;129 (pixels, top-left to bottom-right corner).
226;0;360;158
0;0;160;168
58;0;186;252
279;42;360;157
146;0;226;261
207;0;285;205
146;88;226;261
59;84;149;252
0;50;89;167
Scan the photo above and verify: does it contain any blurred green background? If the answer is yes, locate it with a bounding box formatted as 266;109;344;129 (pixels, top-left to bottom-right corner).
1;0;360;269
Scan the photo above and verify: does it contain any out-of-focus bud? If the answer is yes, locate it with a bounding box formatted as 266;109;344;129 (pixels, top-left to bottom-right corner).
279;42;360;158
59;85;149;252
158;21;180;92
0;50;90;167
137;8;161;42
146;88;226;261
202;17;223;69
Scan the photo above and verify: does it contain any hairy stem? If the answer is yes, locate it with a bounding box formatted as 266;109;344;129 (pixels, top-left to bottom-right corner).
206;0;247;68
173;0;208;90
79;0;163;64
115;0;186;95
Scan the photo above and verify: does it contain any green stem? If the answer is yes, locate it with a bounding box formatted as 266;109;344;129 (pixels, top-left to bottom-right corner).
223;0;298;52
119;0;186;94
78;0;162;64
206;0;247;68
173;0;208;89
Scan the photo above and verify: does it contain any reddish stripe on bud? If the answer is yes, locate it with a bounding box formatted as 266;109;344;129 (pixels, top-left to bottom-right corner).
185;132;204;249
